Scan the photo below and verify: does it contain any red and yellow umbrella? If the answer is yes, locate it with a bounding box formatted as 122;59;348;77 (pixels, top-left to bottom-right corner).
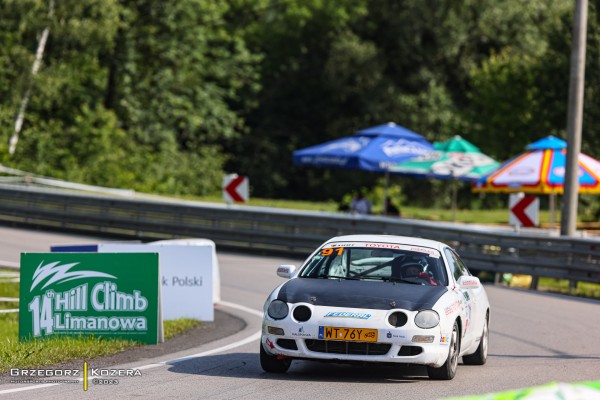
473;136;600;194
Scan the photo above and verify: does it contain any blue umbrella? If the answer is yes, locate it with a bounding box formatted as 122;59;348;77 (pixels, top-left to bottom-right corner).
293;122;434;212
293;122;433;172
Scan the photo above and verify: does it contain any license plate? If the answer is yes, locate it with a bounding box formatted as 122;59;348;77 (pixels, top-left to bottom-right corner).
318;326;378;342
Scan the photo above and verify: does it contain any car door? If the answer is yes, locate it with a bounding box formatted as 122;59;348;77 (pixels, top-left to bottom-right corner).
444;248;478;350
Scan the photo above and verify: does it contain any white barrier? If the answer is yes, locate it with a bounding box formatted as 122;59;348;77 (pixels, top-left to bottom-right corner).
99;243;214;321
150;238;221;303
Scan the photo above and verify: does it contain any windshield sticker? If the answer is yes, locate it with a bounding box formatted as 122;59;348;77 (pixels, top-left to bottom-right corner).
324;311;371;319
326;242;440;257
359;243;440;257
329;243;357;248
364;243;404;249
321;247;344;256
408;247;440;258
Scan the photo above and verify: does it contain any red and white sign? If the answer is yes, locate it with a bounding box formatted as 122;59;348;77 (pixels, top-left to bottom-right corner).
223;174;249;203
509;193;539;227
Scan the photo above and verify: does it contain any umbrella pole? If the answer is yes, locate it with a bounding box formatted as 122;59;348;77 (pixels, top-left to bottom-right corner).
452;180;458;222
383;170;389;214
549;192;556;229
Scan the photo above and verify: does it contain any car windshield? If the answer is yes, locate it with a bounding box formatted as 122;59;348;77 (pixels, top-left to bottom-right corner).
299;244;448;286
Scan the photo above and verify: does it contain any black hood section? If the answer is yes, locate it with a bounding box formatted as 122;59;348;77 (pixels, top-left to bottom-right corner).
277;278;447;311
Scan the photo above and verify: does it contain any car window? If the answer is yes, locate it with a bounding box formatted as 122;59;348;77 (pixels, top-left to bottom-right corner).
444;248;469;282
453;251;471;277
299;244;447;286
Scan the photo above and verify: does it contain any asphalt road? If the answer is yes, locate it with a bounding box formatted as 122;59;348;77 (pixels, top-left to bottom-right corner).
1;226;600;399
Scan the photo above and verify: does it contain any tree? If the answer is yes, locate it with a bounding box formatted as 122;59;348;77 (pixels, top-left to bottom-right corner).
1;0;260;196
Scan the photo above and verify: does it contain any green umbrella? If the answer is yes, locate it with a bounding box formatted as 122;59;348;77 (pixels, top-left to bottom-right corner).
390;135;499;180
390;136;499;220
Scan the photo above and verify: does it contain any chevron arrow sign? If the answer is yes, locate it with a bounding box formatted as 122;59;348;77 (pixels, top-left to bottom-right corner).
509;194;539;227
223;174;249;203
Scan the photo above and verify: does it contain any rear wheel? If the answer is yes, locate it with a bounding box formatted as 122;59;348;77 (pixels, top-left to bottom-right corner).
463;315;489;365
260;343;291;373
427;321;459;380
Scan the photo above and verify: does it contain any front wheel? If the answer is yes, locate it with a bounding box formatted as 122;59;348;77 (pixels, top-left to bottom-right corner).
260;343;291;373
463;315;489;365
427;321;459;380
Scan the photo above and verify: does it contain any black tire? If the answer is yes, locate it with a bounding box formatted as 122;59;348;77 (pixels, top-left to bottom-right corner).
260;343;291;373
463;315;489;365
427;321;460;380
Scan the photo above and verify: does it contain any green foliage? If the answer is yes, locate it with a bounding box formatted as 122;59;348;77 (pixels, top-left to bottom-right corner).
467;49;552;160
116;0;260;150
226;0;595;207
1;0;600;213
137;145;226;196
0;0;259;197
13;105;134;185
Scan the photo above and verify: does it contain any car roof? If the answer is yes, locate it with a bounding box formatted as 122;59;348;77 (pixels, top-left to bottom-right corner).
323;234;448;251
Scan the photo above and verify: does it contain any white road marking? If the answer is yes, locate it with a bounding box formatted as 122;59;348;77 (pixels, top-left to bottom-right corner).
167;330;262;365
0;309;18;314
0;383;60;395
0;301;262;395
0;297;18;302
218;300;264;317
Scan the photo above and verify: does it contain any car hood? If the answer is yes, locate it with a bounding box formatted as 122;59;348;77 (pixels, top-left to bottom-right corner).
276;278;447;311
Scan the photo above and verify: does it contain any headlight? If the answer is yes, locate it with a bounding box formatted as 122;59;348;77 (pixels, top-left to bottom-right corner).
267;300;289;320
414;310;440;329
388;311;408;327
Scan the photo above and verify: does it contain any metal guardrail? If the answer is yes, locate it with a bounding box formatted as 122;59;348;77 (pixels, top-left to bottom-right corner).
0;186;598;289
0;260;19;270
0;270;19;313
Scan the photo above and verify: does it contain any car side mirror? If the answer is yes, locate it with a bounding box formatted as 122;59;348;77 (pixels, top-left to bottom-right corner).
277;265;297;279
458;276;481;289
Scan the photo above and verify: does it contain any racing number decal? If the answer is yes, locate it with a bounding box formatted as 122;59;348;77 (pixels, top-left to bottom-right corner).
322;248;344;256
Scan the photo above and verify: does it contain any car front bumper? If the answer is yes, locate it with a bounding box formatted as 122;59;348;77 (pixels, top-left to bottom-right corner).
261;323;451;368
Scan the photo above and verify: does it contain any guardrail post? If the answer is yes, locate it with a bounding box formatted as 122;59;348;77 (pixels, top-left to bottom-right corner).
529;276;539;290
494;272;502;284
569;279;578;291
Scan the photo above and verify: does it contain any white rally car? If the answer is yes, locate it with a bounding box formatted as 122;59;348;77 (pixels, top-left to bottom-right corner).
260;234;490;380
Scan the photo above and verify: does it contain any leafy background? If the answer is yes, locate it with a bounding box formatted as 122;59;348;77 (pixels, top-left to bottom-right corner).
1;0;599;216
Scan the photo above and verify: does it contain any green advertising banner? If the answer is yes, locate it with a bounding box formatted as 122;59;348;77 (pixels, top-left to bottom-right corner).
19;253;160;344
444;380;600;400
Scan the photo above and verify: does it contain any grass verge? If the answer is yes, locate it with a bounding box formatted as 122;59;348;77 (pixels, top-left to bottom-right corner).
0;313;200;373
0;268;200;373
508;274;600;299
0;269;19;311
538;278;600;299
0;268;200;372
180;194;586;227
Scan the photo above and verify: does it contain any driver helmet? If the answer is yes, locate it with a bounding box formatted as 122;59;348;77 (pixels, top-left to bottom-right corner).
401;264;422;278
